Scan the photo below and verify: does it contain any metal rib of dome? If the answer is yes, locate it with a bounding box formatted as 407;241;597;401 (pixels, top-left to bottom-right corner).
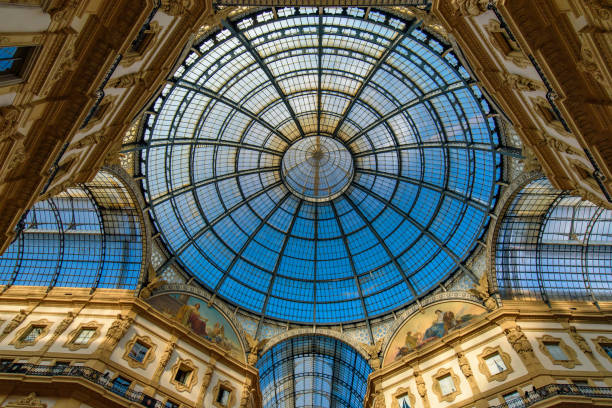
141;7;502;324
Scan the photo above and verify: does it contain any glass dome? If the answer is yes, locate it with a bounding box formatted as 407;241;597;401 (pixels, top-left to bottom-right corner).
141;7;502;324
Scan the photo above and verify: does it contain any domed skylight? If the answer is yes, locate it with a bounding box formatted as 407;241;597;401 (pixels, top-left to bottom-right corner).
141;7;502;324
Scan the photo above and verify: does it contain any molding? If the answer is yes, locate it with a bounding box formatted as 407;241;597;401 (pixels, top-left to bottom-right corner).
537;335;580;369
477;345;514;382
212;379;236;408
63;321;103;351
170;358;199;393
391;387;415;408
484;18;529;68
122;334;158;370
431;367;461;403
9;319;51;349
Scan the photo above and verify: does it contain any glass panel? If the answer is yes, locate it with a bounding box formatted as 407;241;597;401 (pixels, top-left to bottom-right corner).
545;342;568;361
73;328;95;345
397;395;410;408
438;375;455;396
0;171;144;290
496;178;612;302
22;326;44;343
142;7;502;324
128;341;149;362
256;335;372;408
485;353;507;375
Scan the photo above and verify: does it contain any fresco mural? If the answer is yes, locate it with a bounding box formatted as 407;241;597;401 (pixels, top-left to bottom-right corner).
148;293;245;362
383;301;486;366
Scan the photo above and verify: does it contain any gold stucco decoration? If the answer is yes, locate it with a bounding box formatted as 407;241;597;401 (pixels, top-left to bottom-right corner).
477;346;514;382
469;273;497;311
4;393;46;408
10;319;51;349
245;333;268;365
102;313;133;351
451;0;492;16
63;321;103;351
431;367;461;403
537;335;580;369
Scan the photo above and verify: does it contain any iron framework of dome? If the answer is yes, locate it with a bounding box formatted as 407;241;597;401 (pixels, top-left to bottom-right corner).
141;7;503;324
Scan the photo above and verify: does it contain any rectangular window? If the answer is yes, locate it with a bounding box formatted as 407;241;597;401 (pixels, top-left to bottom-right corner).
73;328;96;345
438;375;456;396
128;341;149;362
503;391;524;408
602;344;612;359
21;326;44;343
111;376;131;396
397;395;410;408
165;401;179;408
0;46;34;82
485;353;507;375
174;368;191;385
544;342;568;361
216;388;231;406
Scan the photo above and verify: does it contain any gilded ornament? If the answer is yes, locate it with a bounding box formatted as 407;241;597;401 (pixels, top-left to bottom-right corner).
569;326;592;354
245;333;268;365
584;0;611;20
578;44;605;85
2;309;28;336
360;338;384;369
161;0;195;16
139;268;167;299
468;273;497;311
457;352;473;378
103;313;133;349
201;364;214;394
373;392;386;408
504;324;535;361
0;106;22;141
451;0;492;16
5;392;46;408
414;370;426;398
503;73;545;92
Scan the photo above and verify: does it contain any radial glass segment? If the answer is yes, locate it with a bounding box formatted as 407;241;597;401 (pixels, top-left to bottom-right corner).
282;136;354;202
141;7;502;324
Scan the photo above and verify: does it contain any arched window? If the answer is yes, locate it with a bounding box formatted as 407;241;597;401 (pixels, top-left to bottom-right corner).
256;335;372;408
0;170;144;291
495;178;612;303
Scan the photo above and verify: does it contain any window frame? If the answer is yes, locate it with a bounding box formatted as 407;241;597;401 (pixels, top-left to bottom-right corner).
0;45;36;86
64;321;103;351
478;346;514;382
170;358;198;393
432;367;461;403
9;319;51;349
391;387;414;408
212;380;236;408
123;335;157;370
537;335;580;369
593;336;612;364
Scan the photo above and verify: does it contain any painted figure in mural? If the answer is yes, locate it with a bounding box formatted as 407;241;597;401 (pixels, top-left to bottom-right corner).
176;302;208;337
385;302;487;365
424;310;458;340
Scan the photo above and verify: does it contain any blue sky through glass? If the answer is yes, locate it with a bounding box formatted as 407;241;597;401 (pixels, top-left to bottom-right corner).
142;7;502;323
